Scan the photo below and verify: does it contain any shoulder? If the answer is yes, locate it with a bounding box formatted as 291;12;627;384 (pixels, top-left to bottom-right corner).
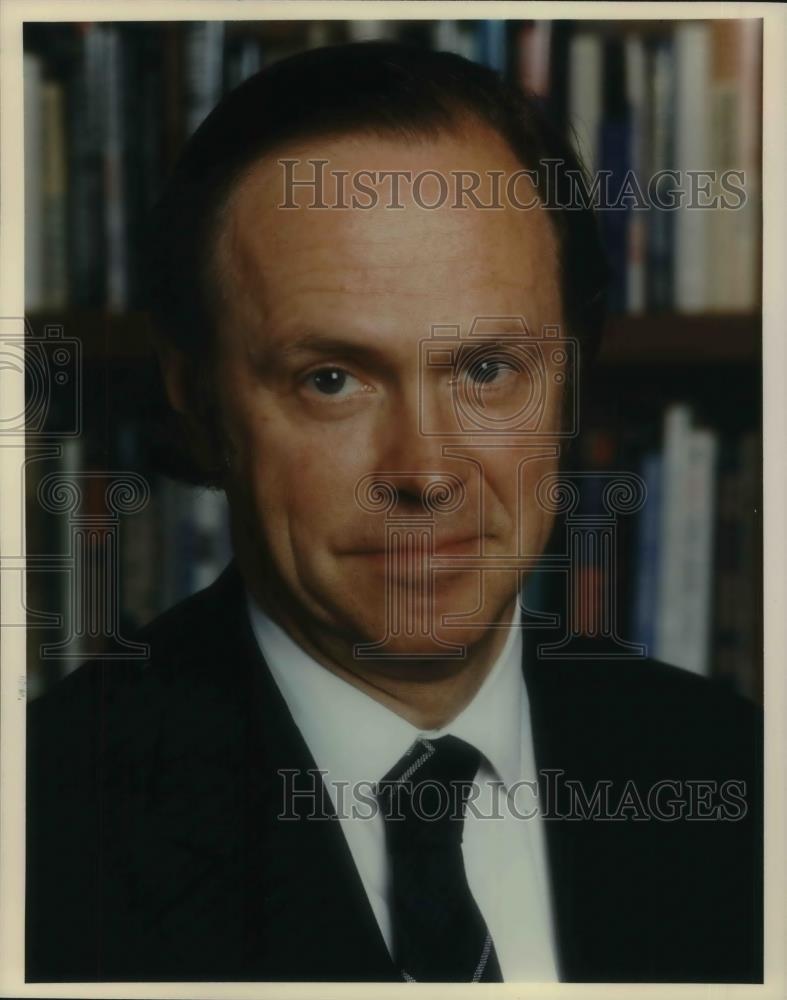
27;562;252;759
525;645;762;778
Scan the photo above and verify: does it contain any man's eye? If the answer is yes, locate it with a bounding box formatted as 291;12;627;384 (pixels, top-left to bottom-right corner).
463;357;518;387
305;367;362;398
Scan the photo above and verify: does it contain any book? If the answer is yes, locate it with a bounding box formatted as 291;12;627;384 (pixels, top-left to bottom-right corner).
644;38;674;310
67;23;106;306
225;32;264;91
24;52;44;311
41;80;68;309
708;20;761;311
675;427;718;675
347;21;399;43
515;20;552;99
673;22;712;312
655;403;693;665
655;405;719;675
567;32;603;176
431;20;476;62
630;449;662;655
191;488;232;592
183;21;225;138
475;20;508;74
624;34;646;314
599;37;630;314
102;25;129;312
123;24;166;308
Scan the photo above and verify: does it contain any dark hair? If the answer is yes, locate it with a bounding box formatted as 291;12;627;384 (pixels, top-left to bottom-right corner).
144;40;608;484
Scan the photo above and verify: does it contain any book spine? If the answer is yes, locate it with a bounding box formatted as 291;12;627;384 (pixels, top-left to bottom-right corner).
159;479;195;608
655;403;693;665
631;449;662;654
568;32;603;175
102;26;128;312
224;33;264;91
67;23;105;306
599;37;630;314
624;35;646;314
729;20;761;310
41;80;69;309
24;52;44;311
646;40;674;310
475;20;508;74
675;427;718;675
515;21;552;98
673;22;711;312
347;21;398;43
182;21;225;138
191;489;232;592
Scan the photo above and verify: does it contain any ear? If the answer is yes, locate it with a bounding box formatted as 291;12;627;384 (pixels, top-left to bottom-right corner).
155;343;228;485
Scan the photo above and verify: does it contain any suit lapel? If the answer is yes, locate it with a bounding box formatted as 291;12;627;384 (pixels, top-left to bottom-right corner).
521;631;672;982
225;567;396;981
522;628;624;982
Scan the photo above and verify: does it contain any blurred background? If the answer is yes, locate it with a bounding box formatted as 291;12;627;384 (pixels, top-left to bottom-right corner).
22;17;762;701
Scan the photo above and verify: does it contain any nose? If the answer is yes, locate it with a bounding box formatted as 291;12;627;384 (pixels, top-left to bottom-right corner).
367;386;466;516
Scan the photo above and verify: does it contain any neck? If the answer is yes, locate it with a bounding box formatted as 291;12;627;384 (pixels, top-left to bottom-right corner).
250;585;517;730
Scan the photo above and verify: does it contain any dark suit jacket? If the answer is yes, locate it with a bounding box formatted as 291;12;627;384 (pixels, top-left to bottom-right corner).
26;563;763;983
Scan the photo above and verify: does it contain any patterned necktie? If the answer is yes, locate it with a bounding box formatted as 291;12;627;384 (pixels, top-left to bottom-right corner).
376;735;503;982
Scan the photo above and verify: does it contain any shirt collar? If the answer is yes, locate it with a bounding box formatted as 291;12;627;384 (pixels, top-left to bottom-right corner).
247;594;526;792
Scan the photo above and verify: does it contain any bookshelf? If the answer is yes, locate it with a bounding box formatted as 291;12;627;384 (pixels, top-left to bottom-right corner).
26;310;762;366
22;17;763;704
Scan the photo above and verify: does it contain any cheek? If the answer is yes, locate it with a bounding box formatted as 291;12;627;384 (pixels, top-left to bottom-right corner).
224;394;375;542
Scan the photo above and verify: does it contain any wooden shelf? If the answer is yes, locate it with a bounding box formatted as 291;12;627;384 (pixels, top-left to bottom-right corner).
26;311;157;363
26;310;761;367
598;313;760;366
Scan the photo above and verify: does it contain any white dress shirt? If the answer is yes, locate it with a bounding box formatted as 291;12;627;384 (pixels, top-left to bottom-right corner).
247;596;560;982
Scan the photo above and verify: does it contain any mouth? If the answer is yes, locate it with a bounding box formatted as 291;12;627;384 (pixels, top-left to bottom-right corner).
348;535;485;564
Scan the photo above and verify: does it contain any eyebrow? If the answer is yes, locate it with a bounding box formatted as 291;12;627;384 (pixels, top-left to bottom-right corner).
249;330;393;370
248;325;541;370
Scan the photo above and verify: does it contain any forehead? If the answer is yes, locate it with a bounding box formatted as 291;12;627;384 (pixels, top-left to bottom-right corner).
214;124;562;346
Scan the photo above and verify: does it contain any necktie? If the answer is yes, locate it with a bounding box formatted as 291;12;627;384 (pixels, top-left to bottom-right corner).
376;735;503;982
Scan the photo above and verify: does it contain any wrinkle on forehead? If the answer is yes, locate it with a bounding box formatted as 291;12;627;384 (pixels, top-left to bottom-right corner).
212;129;562;351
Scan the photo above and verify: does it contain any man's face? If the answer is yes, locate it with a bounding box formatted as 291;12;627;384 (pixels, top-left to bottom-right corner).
208;124;566;667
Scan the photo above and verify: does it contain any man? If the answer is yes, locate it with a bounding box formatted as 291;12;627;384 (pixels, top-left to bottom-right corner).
26;42;762;983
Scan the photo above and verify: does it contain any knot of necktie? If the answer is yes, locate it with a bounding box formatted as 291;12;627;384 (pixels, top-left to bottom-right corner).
377;735;481;849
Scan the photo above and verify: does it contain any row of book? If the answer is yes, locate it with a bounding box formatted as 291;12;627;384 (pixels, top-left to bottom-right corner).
573;406;760;701
564;20;762;315
21;19;506;314
25;445;233;699
23;18;761;316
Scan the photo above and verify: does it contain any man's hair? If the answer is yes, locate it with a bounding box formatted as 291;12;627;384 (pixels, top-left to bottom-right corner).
144;40;609;484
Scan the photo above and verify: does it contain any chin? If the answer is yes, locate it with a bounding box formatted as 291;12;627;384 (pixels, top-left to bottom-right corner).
344;596;510;666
